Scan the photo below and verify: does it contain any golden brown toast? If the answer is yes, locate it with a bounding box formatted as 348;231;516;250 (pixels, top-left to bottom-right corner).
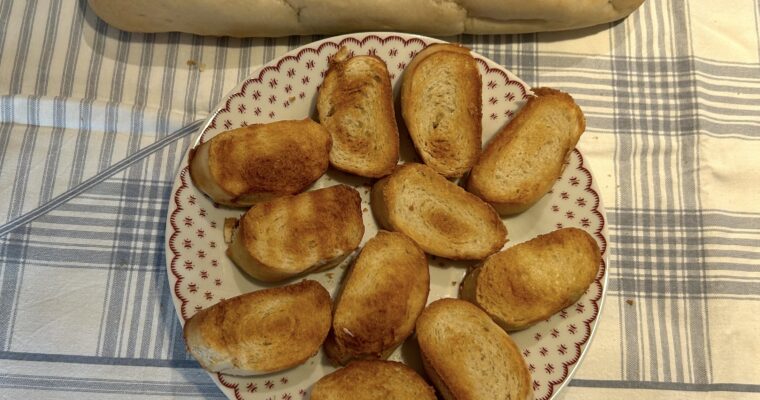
310;360;436;400
461;227;601;331
400;44;482;178
226;185;364;282
324;231;429;365
416;298;533;400
183;280;331;375
467;87;585;215
317;47;399;177
371;163;506;260
189;118;331;207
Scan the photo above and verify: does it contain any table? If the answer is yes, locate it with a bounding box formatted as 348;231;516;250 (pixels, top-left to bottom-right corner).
1;0;759;399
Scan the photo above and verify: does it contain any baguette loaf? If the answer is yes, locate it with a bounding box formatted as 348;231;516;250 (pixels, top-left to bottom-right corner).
310;360;437;400
460;227;601;331
371;163;506;260
324;231;429;365
88;0;645;37
416;298;533;400
183;280;331;375
189;118;331;207
317;47;399;178
401;44;481;178
467;87;585;215
226;185;364;282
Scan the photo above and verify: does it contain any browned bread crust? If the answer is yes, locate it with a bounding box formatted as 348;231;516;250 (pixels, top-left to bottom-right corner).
226;185;364;282
183;280;332;375
461;227;601;331
189;118;331;207
317;47;399;178
310;360;436;400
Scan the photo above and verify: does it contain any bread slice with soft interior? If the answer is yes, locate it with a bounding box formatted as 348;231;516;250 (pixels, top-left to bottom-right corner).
189;118;331;207
317;47;399;178
226;184;364;282
461;227;601;331
310;360;436;400
400;43;482;178
416;298;533;400
371;163;506;260
324;231;429;365
183;280;331;376
467;87;585;215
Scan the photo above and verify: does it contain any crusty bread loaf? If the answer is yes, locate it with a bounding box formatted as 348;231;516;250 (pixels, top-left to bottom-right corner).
461;227;601;331
324;231;429;365
371;163;506;260
467;87;585;215
183;280;332;375
88;0;645;37
189;118;331;207
226;185;364;282
317;47;399;178
401;44;481;178
416;298;533;400
310;360;437;400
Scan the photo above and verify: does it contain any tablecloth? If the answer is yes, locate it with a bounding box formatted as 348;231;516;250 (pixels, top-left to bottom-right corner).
1;0;759;399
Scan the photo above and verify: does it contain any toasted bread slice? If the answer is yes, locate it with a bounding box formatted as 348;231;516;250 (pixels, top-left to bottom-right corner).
400;43;482;178
189;118;331;207
317;47;399;178
416;299;533;400
467;87;585;215
226;185;364;282
324;231;429;365
310;360;436;400
461;227;601;331
183;280;331;376
371;163;506;260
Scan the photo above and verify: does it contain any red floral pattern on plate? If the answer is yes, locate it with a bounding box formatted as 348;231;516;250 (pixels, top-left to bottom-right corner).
166;33;607;400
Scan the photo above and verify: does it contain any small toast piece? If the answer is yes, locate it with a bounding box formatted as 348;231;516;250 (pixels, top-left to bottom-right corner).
324;231;429;365
189;118;331;207
416;298;533;400
183;280;331;376
226;185;364;282
461;227;601;331
467;87;585;215
400;43;482;178
310;360;437;400
317;47;399;177
371;163;506;260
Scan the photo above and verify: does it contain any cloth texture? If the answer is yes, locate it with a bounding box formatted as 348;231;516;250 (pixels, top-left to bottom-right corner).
1;0;759;399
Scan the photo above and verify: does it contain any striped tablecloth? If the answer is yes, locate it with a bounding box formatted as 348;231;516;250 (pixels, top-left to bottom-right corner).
1;0;759;399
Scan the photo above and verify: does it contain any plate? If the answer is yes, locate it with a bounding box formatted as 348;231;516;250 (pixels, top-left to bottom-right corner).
165;32;608;400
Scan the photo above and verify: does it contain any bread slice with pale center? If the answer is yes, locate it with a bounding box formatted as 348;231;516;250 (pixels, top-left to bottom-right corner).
317;47;399;178
461;227;601;331
183;280;331;376
416;298;533;400
467;87;585;215
401;43;482;178
371;163;506;260
324;231;429;365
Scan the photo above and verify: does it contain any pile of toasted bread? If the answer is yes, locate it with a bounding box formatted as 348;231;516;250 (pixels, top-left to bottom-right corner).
184;43;602;399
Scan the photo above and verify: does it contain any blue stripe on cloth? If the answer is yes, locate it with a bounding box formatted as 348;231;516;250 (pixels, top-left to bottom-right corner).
570;379;760;393
0;351;200;368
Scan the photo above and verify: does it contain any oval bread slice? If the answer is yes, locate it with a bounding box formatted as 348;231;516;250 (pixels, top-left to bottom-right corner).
317;47;399;178
461;227;601;331
400;43;482;178
324;231;429;365
416;298;533;400
226;185;364;282
467;87;585;215
371;163;506;260
183;280;332;376
310;360;436;400
189;118;331;207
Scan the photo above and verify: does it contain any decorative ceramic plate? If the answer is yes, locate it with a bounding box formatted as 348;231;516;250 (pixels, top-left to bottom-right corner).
166;32;608;400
